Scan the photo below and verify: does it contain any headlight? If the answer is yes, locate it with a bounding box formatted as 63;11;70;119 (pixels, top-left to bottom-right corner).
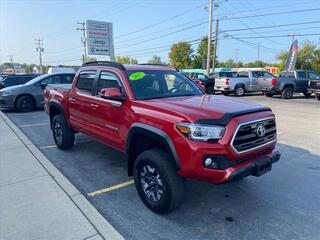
176;123;225;141
0;90;13;96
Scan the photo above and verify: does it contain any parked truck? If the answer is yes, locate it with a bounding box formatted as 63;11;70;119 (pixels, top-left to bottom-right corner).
214;70;275;96
308;77;320;101
258;70;320;99
44;62;280;214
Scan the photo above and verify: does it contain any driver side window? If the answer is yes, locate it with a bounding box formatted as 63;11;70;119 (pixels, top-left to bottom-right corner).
97;72;121;96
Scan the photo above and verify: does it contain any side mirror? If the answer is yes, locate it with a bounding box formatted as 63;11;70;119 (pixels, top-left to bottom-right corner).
100;88;125;101
41;83;47;90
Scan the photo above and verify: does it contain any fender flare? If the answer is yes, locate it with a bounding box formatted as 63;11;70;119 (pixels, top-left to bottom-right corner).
126;123;180;175
48;101;67;128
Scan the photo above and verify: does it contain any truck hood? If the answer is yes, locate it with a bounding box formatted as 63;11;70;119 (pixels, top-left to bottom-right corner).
134;95;270;123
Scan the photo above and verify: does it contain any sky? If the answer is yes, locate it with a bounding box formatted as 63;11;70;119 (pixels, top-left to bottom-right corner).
1;0;320;66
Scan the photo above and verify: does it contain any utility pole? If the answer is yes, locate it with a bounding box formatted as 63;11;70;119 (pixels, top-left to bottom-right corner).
35;39;44;74
77;21;87;64
257;41;260;68
235;48;239;63
9;55;14;73
212;18;219;70
206;0;213;76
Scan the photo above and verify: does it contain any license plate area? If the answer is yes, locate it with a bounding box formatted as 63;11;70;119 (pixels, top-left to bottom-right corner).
253;158;272;177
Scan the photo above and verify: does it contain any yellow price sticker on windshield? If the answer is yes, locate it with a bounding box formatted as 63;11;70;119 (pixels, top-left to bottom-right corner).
129;72;145;81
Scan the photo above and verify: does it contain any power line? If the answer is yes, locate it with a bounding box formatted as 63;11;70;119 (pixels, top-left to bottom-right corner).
227;33;320;39
116;2;208;39
116;7;320;50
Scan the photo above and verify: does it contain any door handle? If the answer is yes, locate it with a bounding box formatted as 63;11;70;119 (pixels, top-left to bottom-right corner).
91;104;99;108
70;98;76;103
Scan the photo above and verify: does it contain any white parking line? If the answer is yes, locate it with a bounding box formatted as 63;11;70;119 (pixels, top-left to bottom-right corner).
39;140;93;149
7;112;45;117
18;122;50;128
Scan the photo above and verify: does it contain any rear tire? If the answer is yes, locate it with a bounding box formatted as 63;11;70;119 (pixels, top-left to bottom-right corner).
133;148;185;214
16;95;36;112
316;94;320;101
52;114;74;150
222;91;230;96
234;86;245;97
281;87;294;99
264;92;273;97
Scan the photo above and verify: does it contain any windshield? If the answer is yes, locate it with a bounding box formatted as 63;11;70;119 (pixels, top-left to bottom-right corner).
126;70;203;100
24;74;49;85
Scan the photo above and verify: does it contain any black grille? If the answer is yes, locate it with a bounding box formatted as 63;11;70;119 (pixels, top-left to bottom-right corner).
232;118;276;152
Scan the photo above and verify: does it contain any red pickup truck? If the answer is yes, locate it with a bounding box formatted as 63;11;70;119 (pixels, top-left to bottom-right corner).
44;62;280;214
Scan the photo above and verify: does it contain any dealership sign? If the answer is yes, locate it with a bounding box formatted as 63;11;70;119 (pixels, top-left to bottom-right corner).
86;20;114;59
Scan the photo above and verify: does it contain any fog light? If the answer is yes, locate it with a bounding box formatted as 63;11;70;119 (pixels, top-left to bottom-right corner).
204;158;213;167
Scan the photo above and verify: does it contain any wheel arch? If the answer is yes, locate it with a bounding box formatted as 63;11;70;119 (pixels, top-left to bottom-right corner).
126;123;180;176
48;101;67;129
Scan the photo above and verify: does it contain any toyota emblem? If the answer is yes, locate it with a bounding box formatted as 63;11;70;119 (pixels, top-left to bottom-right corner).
256;124;266;137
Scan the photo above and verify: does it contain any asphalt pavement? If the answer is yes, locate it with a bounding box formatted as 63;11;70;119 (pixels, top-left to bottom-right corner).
2;94;320;240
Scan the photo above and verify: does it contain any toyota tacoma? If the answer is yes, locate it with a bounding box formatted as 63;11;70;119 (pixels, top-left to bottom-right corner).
44;62;281;214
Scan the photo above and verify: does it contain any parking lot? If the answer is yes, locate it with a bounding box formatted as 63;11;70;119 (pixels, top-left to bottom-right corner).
4;94;320;240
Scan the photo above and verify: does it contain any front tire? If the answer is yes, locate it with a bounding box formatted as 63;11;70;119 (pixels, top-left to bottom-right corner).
234;86;245;97
281;87;294;99
134;148;185;214
16;95;36;112
316;94;320;101
52;114;74;150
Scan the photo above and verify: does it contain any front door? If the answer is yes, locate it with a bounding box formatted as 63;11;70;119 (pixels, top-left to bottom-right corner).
88;70;126;151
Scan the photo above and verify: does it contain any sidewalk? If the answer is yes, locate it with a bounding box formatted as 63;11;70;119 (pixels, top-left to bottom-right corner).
0;111;124;240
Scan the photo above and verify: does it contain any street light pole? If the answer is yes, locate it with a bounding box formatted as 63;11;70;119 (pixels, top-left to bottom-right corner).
206;0;213;76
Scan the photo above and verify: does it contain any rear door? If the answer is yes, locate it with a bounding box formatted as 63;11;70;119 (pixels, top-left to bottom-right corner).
68;71;98;136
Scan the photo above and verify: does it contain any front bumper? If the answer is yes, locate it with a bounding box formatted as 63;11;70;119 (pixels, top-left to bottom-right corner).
214;86;230;91
179;148;280;184
0;95;15;110
227;149;280;182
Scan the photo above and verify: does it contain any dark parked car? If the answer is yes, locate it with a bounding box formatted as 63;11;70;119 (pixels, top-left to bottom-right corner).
0;73;75;112
258;70;320;99
0;74;40;89
308;77;320;101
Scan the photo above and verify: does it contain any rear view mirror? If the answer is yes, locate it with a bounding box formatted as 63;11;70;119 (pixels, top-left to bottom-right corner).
100;88;125;101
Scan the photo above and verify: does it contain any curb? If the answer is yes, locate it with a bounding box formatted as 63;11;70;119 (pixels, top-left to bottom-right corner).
0;111;124;240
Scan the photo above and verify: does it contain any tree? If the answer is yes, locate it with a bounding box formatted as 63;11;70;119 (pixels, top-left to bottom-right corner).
224;59;236;68
115;56;138;64
168;41;193;69
192;36;214;69
147;55;163;64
